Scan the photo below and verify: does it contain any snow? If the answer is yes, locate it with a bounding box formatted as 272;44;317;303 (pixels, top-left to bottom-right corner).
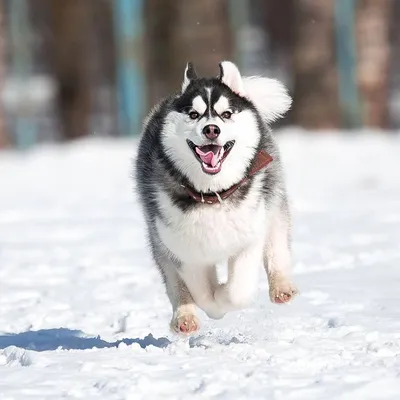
1;128;400;399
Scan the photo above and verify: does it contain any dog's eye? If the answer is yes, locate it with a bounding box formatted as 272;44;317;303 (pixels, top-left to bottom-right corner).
189;111;199;120
222;110;232;120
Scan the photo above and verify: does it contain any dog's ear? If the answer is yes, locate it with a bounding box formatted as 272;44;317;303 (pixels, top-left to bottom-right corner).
182;62;197;93
218;61;246;96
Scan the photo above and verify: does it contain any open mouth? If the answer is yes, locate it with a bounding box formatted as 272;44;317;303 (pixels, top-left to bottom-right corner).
187;139;235;174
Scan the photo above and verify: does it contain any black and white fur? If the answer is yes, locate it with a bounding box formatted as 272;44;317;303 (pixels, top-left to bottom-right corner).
135;61;297;334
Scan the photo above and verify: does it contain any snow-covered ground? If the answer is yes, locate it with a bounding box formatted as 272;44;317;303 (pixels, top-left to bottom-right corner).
0;129;400;399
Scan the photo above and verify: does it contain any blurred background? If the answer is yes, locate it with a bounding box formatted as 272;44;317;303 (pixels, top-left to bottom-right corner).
0;0;399;150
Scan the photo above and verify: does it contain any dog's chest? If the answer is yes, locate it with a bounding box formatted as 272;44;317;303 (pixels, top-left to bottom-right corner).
156;191;267;265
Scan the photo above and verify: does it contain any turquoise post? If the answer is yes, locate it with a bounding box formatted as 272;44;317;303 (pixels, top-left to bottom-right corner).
228;0;250;70
10;0;37;149
334;0;362;128
113;0;145;136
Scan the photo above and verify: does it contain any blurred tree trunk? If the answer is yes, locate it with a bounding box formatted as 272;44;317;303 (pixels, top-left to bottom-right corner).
87;0;117;136
356;0;393;128
263;0;294;58
291;0;340;129
145;0;233;107
48;0;91;140
0;2;8;148
145;0;177;105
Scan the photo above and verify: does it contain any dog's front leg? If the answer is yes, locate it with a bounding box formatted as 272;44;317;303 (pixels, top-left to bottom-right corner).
160;265;200;335
214;240;264;312
264;202;298;304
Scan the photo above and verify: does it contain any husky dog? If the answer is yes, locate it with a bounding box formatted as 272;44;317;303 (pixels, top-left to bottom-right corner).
135;61;297;335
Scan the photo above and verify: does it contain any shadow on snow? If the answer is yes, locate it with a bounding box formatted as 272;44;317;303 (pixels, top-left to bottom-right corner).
0;328;171;352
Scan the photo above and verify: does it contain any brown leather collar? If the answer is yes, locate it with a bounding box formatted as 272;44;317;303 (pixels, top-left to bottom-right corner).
181;150;273;204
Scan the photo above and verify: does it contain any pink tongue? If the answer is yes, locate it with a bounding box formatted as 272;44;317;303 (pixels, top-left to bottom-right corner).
195;147;222;167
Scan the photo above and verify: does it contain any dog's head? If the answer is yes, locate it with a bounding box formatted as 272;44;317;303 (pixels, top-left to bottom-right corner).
161;61;291;192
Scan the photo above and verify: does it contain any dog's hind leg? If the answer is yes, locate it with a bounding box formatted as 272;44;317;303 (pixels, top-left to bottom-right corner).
178;265;226;320
264;198;298;304
214;240;264;312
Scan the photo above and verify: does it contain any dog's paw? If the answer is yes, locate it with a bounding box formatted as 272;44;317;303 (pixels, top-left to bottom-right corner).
170;313;200;335
269;280;298;304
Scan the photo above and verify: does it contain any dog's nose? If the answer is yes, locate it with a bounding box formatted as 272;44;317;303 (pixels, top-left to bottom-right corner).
202;124;220;140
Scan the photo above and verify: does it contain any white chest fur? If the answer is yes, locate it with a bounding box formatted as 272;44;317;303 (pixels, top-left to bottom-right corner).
155;180;268;266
